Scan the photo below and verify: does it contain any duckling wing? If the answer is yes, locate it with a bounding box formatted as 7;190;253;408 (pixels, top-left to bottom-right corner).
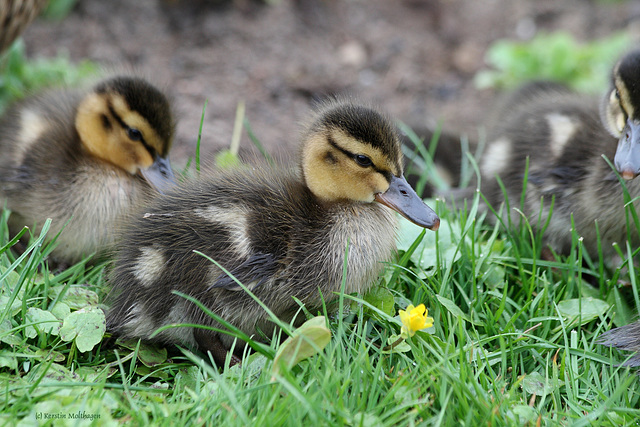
210;252;279;291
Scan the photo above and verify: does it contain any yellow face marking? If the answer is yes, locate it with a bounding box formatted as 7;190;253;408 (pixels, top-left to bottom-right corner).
302;130;398;203
76;92;157;174
110;95;168;156
329;129;401;176
611;90;626;132
610;76;635;132
615;75;635;121
601;88;625;137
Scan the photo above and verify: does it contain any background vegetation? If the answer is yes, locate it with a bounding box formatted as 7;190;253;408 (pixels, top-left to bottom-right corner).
1;15;639;427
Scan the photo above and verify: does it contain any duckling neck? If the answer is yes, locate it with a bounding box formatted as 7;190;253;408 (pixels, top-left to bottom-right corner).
317;200;398;296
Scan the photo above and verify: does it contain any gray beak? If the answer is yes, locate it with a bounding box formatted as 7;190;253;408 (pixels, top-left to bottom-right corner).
141;156;175;193
374;175;440;230
614;118;640;180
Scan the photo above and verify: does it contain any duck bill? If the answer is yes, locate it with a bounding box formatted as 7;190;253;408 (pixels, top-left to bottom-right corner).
614;118;640;180
375;175;440;230
141;156;175;193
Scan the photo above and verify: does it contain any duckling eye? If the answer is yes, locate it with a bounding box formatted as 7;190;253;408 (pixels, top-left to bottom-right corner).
354;154;373;168
127;127;143;142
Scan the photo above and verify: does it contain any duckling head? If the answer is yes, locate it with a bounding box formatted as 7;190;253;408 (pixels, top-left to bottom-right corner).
301;100;440;230
75;76;176;191
601;49;640;180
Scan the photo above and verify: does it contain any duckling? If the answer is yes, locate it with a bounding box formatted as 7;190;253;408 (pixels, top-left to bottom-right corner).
451;49;640;365
596;49;640;366
0;0;47;54
0;76;176;264
106;99;440;365
460;50;640;259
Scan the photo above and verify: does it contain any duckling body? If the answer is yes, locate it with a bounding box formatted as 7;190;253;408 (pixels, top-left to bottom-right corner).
0;0;47;53
476;80;635;257
0;76;175;264
458;49;640;365
106;100;439;364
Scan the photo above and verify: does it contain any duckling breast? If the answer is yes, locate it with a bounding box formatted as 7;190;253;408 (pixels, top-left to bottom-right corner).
323;202;397;295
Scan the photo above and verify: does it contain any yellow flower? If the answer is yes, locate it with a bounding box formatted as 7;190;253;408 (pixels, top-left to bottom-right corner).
399;304;434;338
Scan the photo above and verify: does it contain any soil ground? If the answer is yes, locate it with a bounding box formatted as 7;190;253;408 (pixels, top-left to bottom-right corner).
21;0;640;167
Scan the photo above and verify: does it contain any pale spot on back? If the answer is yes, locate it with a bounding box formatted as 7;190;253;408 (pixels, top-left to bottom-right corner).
121;303;155;336
155;302;197;348
481;137;511;178
194;205;252;257
546;113;577;158
133;246;166;287
15;109;48;163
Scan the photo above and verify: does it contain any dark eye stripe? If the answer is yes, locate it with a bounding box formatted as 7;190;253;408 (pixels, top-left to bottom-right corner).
354;154;373;167
326;135;392;180
107;103;157;158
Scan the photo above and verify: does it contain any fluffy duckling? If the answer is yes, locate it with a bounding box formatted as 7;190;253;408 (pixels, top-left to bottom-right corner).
457;49;640;365
596;49;640;365
106;99;440;365
0;0;47;54
0;76;176;264
468;50;640;258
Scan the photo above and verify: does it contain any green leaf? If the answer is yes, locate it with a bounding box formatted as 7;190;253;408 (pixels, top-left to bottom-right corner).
50;302;71;320
37;362;81;383
381;334;410;354
351;412;382;427
0;294;22;317
363;286;395;317
35;349;65;363
25;307;61;337
436;295;478;325
0;351;17;370
271;316;331;379
74;366;110;382
608;288;635;328
49;285;99;309
474;31;631;92
397;215;462;270
175;366;205;394
556;297;610;325
478;262;505;290
116;338;168;366
522;371;557;395
0;268;21;292
227;353;267;383
135;364;169;380
0;319;21;345
137;343;168;368
511;405;538;423
58;307;106;352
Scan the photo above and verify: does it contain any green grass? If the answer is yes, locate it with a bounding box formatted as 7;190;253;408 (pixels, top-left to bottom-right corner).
0;39;97;115
1;129;640;425
1;30;640;419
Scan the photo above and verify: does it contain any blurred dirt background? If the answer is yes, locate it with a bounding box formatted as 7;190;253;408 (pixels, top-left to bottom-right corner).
20;0;640;167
